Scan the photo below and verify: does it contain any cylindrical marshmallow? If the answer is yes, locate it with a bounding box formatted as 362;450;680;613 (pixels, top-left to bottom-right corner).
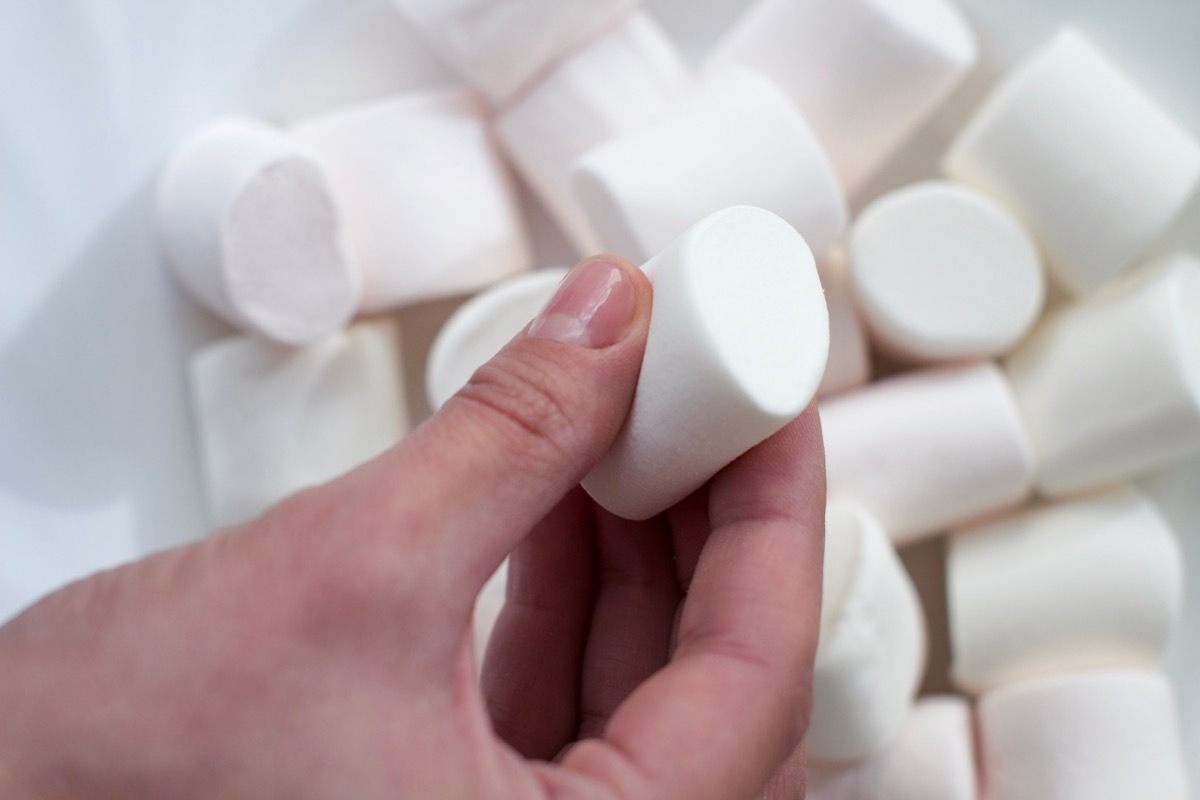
820;362;1036;545
1005;253;1200;495
848;181;1044;361
816;247;872;398
293;90;532;313
496;12;690;255
389;0;637;103
978;670;1190;800
707;0;977;191
572;68;847;264
943;28;1200;296
948;486;1183;694
156;118;360;345
190;320;408;527
808;697;978;800
581;206;829;520
809;505;927;762
425;268;568;411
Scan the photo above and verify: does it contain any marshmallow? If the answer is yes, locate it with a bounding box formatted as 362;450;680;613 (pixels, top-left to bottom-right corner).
1006;254;1200;496
808;697;978;800
389;0;637;103
156;118;360;345
190;321;408;527
816;247;872;398
495;13;690;256
978;670;1190;800
473;559;508;672
707;0;977;191
948;486;1183;694
848;181;1044;361
582;206;828;520
293;90;531;314
425;268;568;411
809;505;927;762
820;363;1035;545
943;29;1200;296
572;68;847;264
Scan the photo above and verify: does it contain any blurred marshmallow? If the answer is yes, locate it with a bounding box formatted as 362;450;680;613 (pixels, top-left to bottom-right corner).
944;29;1200;296
293;90;531;314
157;118;360;345
572;68;846;264
582;207;829;520
816;247;872;398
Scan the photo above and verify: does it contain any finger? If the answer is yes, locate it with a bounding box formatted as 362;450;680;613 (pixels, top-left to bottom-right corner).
760;742;807;800
482;488;597;761
668;488;710;594
556;408;826;800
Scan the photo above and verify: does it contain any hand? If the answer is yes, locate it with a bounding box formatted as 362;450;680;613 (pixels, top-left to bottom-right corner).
0;255;826;800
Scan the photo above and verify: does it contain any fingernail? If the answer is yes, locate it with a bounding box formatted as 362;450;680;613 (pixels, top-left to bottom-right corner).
528;258;637;348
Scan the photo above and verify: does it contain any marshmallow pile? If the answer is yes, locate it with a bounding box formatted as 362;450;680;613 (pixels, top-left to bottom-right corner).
159;1;1199;796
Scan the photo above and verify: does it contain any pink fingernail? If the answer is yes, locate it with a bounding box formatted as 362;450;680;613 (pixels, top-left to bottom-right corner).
528;258;637;348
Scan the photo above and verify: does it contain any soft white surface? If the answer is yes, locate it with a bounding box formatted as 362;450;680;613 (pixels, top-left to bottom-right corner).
815;248;872;399
707;0;978;192
572;67;847;264
1006;254;1200;495
848;180;1043;361
944;28;1200;296
948;486;1183;694
978;670;1190;800
581;206;829;520
820;363;1036;545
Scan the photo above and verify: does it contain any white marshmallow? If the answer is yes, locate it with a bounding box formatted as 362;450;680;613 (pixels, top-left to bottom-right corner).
572;68;847;264
156;118;360;345
808;697;978;800
473;559;508;672
707;0;977;191
1006;254;1200;496
425;268;568;411
820;363;1035;545
190;321;408;528
979;670;1190;800
293;90;532;314
816;247;872;398
809;505;927;762
389;0;637;104
848;181;1044;361
582;206;829;520
948;486;1183;695
495;12;690;256
943;29;1200;296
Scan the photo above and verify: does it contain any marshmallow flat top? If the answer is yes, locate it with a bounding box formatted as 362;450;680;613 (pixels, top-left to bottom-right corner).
816;247;872;398
156;117;360;345
582;206;829;520
948;486;1184;695
849;181;1044;361
978;670;1190;800
293;89;531;313
425;268;568;411
944;28;1200;296
572;68;847;264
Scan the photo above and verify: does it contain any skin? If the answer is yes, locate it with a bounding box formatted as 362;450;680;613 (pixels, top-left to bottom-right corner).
0;255;826;799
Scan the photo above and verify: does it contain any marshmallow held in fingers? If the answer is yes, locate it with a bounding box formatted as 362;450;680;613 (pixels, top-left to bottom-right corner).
808;697;978;800
707;0;977;191
390;0;638;104
979;670;1190;800
293;89;531;314
425;268;568;411
572;68;847;264
943;28;1200;296
816;247;872;398
808;505;927;762
1006;253;1200;496
848;181;1044;362
156;118;360;345
581;206;829;520
496;12;690;256
190;321;408;528
948;486;1183;695
820;362;1036;545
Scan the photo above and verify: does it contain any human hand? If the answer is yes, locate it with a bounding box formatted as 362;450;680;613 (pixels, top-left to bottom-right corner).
0;255;826;800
